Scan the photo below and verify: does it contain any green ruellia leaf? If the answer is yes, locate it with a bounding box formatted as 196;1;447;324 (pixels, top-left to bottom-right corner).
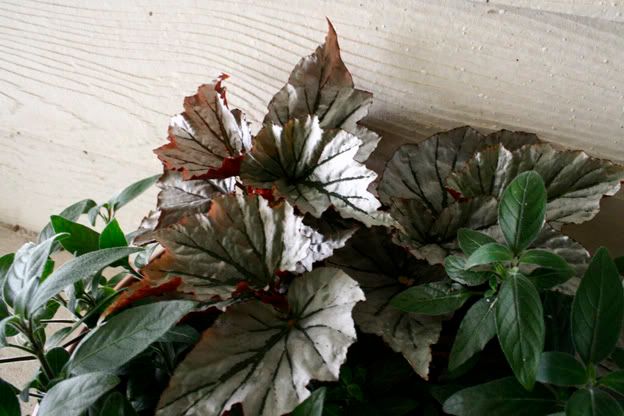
240;116;391;227
156;267;364;416
265;22;379;162
498;171;547;254
391;281;471;315
600;371;624;395
443;377;557;416
37;372;119;416
99;219;127;249
50;215;100;256
154;75;251;180
447;143;624;227
69;300;196;375
464;243;514;269
444;255;492;286
571;247;624;365
457;228;497;256
449;298;497;371
0;378;20;416
29;246;141;313
519;249;574;277
495;273;544;390
134;170;235;244
98;391;138;416
327;227;445;379
566;388;624;416
108;173;160;212
3;234;62;309
142;194;311;300
536;352;587;386
38;198;96;244
291;387;326;416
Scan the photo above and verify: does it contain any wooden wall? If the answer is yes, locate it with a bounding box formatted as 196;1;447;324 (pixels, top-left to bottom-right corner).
1;0;623;252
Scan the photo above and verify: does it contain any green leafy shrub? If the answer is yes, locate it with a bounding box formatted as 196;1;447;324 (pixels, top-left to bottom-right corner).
1;22;624;416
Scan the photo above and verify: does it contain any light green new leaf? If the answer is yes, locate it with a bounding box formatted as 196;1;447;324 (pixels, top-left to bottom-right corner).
37;372;119;416
571;247;624;365
3;235;62;308
443;377;557;416
157;268;364;416
566;388;624;416
154;76;251;180
29;247;141;312
464;243;513;269
519;250;574;277
264;22;378;162
99;219;127;249
69;300;195;375
391;281;471;315
0;378;20;416
38;198;96;244
536;352;587;386
51;215;100;256
327;227;444;379
143;194;311;300
600;371;624;395
457;228;497;256
444;255;492;286
241;117;391;227
495;273;545;390
498;171;547;254
449;298;497;371
292;387;326;416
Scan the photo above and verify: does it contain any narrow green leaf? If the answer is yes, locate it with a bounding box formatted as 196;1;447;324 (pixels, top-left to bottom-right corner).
566;388;624;416
37;372;119;416
600;371;624;395
99;219;128;249
292;387;326;416
498;171;547;254
443;377;557;416
391;282;471;315
444;256;491;286
70;300;195;375
109;174;159;212
449;298;497;371
536;352;587;386
571;247;624;365
29;247;141;312
464;243;513;269
520;250;574;276
0;378;20;416
529;268;574;290
51;215;100;256
98;391;138;416
457;228;497;256
46;347;71;379
0;253;15;294
39;199;96;244
495;273;545;390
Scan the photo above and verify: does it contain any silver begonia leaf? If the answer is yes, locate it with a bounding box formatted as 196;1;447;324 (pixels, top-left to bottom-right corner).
155;75;252;180
134;170;235;244
156;267;364;416
265;22;379;162
328;227;446;379
241;116;392;227
447;143;624;227
142;194;310;300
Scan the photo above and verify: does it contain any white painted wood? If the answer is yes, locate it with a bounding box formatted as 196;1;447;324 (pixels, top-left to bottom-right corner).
0;0;623;241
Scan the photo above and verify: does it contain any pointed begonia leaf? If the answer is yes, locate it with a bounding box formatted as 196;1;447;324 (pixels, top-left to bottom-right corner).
134;170;235;244
241;116;391;227
296;222;357;273
156;267;364;416
447;143;624;227
379;127;539;264
327;227;445;379
154;75;252;180
265;22;379;162
141;194;310;300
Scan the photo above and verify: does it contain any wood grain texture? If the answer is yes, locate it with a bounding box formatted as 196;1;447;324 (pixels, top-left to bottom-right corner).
0;0;623;243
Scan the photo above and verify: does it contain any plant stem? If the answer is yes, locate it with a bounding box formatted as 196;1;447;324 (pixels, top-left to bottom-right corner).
40;319;75;324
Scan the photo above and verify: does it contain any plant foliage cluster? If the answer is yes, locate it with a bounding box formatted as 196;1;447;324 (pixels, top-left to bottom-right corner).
1;22;624;416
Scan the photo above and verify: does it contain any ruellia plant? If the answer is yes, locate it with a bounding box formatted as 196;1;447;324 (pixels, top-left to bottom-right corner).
1;22;624;416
